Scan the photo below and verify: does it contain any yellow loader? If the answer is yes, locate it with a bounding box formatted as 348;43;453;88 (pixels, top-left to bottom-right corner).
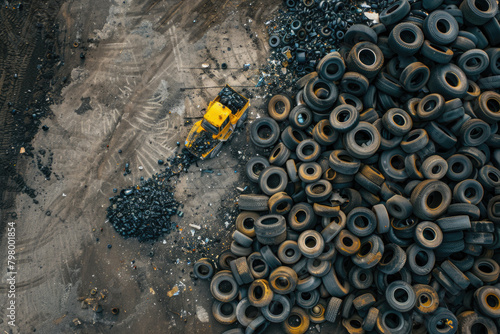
185;85;250;159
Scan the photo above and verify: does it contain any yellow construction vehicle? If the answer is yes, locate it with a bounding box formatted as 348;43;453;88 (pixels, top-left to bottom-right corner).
185;85;250;159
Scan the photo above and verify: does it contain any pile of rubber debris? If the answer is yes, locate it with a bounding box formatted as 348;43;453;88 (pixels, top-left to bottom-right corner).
261;0;376;94
106;149;197;242
195;0;500;332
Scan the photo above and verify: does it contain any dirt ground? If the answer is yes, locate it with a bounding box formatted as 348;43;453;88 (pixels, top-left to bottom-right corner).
0;0;309;333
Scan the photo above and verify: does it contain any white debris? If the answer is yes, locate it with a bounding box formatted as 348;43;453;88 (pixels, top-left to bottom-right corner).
189;224;201;230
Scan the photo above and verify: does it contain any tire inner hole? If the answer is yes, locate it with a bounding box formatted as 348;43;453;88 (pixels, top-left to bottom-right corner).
394;287;409;303
465;187;477;198
400;29;416;43
393;114;406;126
350;319;362;328
277;277;290;288
465;57;481;69
243;218;255;230
301;292;312;300
423;227;436;241
478;262;494;273
355;215;369;228
219;280;233;293
252;162;266;176
489;172;499;182
296;210;307;223
302;144;315;156
288;314;302;328
359;242;373;257
252;259;266;272
305;236;317;248
311;184;326;194
410;71;425;85
474;0;490;11
390;154;405;170
275;100;286;115
323;124;334;136
285;248;295;257
198;264;210;275
253;286;264;300
257;124;272;139
267;174;282;189
445;72;460;87
221;303;234;316
424;99;437;111
451;162;464;173
261;217;279;225
381;249;394;264
272;147;282;158
269;301;284;315
436;19;451;34
337;109;351;122
277;202;289;212
385;312;401;329
419;293;432;307
432;165;441;174
416;251;429;266
246;305;260;318
326;63;339;75
354;129;373;147
487;98;500;113
347;82;361;92
343;236;353;247
486;294;500;309
306;167;316;175
426;191;444;209
470;127;484;139
358;48;376;66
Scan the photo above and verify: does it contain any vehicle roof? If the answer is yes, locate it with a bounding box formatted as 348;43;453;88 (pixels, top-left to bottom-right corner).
204;102;232;127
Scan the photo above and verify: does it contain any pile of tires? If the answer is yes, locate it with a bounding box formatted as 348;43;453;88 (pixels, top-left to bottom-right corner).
195;0;500;332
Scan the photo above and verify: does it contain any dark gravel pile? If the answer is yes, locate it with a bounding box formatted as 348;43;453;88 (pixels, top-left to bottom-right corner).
106;149;198;242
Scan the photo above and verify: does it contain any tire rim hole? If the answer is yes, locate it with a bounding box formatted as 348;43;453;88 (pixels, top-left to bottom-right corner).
323;124;334;136
311;184;326;194
400;29;416;43
274;101;286;115
419;293;432;307
266;174;282;189
253;285;264;300
219;280;233;293
305;236;317;248
436;318;451;330
326;63;339;75
470;323;489;334
386;3;400;14
436;19;451;34
301;292;312;300
470;127;484;139
252;163;266;177
487;98;500;113
269;301;284;315
243;218;255;230
246;305;260;318
384;312;401;329
343;236;354;247
339;154;354;162
424;99;437;112
393;114;406;126
423;228;436;241
302;144;315;156
410;72;425;85
474;0;490;11
358;48;376;66
358;241;373;257
415;250;429;266
257;124;273;139
296;210;307;223
394;288;409;303
465;187;477;199
486;294;500;309
466;57;481;69
292;130;305;141
350;319;362;328
306;167;316;175
478;262;494;273
312;259;322;267
315;88;329;99
261;217;279;225
285;248;295;257
345;98;356;107
489;172;499;182
451;162;464;173
337;110;351;122
347;82;361;92
445;72;460;87
387;272;402;284
277;277;290;288
359;273;368;281
426;191;443;209
253;259;266;272
288;314;302;328
220;303;234;316
432;165;441;174
355;216;369;228
198;264;210;275
354;129;373;147
390;155;405;170
393;205;402;212
272;147;282;158
406;133;420;142
381;249;394;264
277;202;288;212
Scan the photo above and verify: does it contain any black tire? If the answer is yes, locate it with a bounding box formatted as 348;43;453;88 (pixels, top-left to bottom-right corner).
379;0;411;25
385;280;416;312
269;143;290;167
281;126;307;151
236;298;261;327
428;64;468;99
261;294;291;323
316;51;345;81
459;119;491;146
413;284;439;314
399;62;430;93
233;230;254;248
334;229;361;256
248;279;274;308
239;194;269;211
250;117;280;148
446;154;473;181
346;207;377;237
378;243;407;274
246;157;270;183
472;258;500;283
194;258;215;280
474;286;500;318
269;266;298;295
259;166;288;196
344;23;378;46
212;300;238;325
231;240;252;257
457;49;489;77
303;77;339;112
453;179;484;205
288;202;316;231
460;0;498;25
312;119;338;146
474;91;500;124
414;221;443;249
417;94;445;121
210;270;239;302
277;240;301;265
328;150;360;175
325;297;343;323
305;179;332;203
352;234;384;269
457;311;498;334
268;95;292;122
410;179;452;220
329;104;359;133
421;155;448;180
425;121;458;149
298;162;322;183
421;40;454;64
386;194;413;219
254;214;287;245
346;41;384;79
389;22;424;56
441;260;470;290
268;191;293;215
296;139;320;162
422;10;459;45
247;252;270;279
295;71;318;90
401;129;429;154
344;121;381;159
297;230;325;258
289;105;313;130
382;108;412;137
340;72;369;97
